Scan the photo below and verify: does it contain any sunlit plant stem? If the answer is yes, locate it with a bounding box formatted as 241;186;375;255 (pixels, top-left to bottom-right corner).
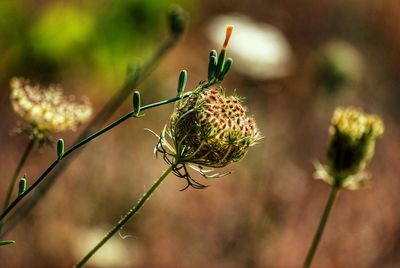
75;166;173;267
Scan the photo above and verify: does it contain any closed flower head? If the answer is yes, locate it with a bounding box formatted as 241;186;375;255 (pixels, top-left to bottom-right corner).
10;77;92;141
169;87;261;168
327;107;383;185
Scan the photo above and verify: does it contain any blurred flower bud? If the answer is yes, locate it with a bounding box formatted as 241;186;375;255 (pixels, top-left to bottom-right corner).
169;87;262;168
315;40;364;93
326;107;384;187
167;5;187;37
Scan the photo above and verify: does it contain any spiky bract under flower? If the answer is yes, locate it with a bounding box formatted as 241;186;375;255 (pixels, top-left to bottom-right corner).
169;87;261;168
10;77;92;140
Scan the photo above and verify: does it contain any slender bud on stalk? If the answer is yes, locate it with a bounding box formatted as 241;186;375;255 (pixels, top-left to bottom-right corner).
0;240;15;246
177;70;187;98
132;91;141;117
208;53;218;81
219;58;233;80
57;139;64;160
18;176;27;196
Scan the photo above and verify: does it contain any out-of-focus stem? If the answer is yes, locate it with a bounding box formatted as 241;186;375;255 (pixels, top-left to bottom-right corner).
0;32;183;237
0;92;192;223
302;186;340;268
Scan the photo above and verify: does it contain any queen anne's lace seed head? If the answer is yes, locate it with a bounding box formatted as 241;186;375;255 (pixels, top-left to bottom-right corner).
169;87;261;168
326;107;384;185
10;77;92;139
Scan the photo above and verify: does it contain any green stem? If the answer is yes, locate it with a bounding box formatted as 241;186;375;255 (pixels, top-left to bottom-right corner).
75;166;173;268
3;139;35;210
0;93;190;223
302;186;340;268
0;31;184;237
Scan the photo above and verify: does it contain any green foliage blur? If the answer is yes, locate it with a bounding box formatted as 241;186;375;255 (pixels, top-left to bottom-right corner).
0;0;192;87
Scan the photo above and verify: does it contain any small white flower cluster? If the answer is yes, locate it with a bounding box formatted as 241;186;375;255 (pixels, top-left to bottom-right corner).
10;77;92;134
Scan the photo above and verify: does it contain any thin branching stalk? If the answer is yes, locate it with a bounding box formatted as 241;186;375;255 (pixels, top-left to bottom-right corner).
0;93;193;223
75;166;173;268
0;34;183;237
2;139;35;210
302;186;340;268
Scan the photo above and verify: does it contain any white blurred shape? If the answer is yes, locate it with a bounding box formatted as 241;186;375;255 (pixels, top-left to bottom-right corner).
207;14;293;80
73;227;142;267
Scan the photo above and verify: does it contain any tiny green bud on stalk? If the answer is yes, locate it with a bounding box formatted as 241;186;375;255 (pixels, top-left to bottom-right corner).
0;240;15;246
219;57;233;80
216;49;227;79
18;176;27;196
132;91;141;117
208;55;218;81
57;139;64;160
177;70;187;98
209;50;217;58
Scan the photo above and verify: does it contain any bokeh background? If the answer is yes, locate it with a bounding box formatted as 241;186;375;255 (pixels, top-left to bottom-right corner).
1;0;400;267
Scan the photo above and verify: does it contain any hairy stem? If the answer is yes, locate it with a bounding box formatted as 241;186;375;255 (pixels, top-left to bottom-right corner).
302;186;340;268
75;166;173;267
2;139;35;210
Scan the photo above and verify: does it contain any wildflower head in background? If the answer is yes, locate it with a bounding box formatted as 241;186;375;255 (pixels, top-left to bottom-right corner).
156;86;261;189
10;77;92;145
315;107;384;189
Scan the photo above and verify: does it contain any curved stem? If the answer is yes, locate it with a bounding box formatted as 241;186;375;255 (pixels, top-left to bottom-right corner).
0;94;190;223
75;166;173;267
3;139;35;210
0;32;183;236
302;186;340;268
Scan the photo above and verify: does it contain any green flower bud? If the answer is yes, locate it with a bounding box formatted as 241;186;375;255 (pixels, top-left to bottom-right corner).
327;107;384;184
169;87;261;168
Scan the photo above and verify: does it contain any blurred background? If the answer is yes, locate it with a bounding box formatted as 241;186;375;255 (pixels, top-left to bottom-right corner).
1;0;400;267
